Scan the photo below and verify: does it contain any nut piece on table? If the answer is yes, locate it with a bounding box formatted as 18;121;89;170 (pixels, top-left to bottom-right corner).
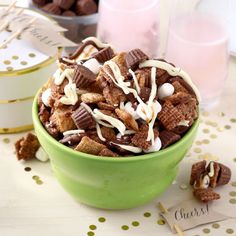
15;133;40;161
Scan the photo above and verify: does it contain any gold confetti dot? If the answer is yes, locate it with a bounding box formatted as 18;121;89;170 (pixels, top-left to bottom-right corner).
205;120;218;127
89;225;97;230
87;231;94;236
217;127;224;132
203;129;210;134
143;212;151;217
202;139;210;144
32;175;39;180
212;223;220;229
226;228;234;234
20;61;28;66
12;55;19;60
157;219;165;225
186;152;191;157
202;111;210;117
195;141;202;145
3;60;11;65
194;148;202;153
6;66;13;71
225;125;231;130
231;182;236;187
233;158;236;162
98;217;106;223
230;118;236;123
203;228;210;233
229;191;236;196
24;167;31;172
132;221;140;227
198;153;219;161
2;138;10;144
218;112;225;117
36;179;43;185
28;53;36;57
229;199;236;204
121;225;129;230
179;183;188;190
210;134;217;139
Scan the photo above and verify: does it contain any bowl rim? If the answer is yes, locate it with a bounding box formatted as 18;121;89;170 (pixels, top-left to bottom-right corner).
32;91;200;162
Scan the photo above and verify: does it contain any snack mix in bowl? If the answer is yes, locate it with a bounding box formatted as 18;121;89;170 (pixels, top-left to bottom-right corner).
38;37;200;157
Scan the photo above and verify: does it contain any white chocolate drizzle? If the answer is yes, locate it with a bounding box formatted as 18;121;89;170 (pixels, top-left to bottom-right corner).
116;130;136;138
129;68;140;94
96;123;106;142
83;37;114;50
208;161;215;177
139;60;201;102
144;137;162;153
178;120;190;127
41;88;52;107
111;142;142;153
54;68;74;85
63;129;85;136
59;83;78;105
202;175;210;189
93;109;126;135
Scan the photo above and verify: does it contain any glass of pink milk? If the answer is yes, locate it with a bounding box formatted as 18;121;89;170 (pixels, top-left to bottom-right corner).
97;0;160;57
165;0;230;108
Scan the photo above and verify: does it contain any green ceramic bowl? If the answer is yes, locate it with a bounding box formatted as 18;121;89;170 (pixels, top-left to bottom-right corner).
32;94;199;209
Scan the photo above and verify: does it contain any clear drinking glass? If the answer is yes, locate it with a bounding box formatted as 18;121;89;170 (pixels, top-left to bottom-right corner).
165;0;230;108
97;0;160;57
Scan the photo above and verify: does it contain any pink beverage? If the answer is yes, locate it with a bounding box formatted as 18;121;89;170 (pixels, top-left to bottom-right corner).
97;0;160;57
165;13;229;107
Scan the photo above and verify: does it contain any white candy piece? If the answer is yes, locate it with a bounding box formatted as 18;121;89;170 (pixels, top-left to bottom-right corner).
157;83;175;100
41;88;52;107
178;120;190;127
83;58;101;74
60;83;78;105
124;102;140;120
144;137;162;153
35;147;49;162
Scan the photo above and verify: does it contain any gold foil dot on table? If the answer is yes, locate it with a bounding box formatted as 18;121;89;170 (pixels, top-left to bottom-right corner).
202;139;210;144
179;183;188;190
194;148;202;153
186;152;191;157
2;138;10;144
229;199;236;204
233;158;236;162
32;175;40;180
229;191;236;196
20;61;28;66
3;60;11;65
121;225;129;230
202;111;210;117
210;134;217;139
226;228;234;234
205;120;218;127
203;129;210;134
36;179;43;185
198;153;219;161
217;127;224;132
230;118;236;123
195;141;202;145
131;221;140;227
98;217;106;223
89;225;97;230
6;66;13;71
225;125;231;130
203;228;211;234
24;167;31;172
157;219;165;225
143;212;151;217
87;231;94;236
212;223;220;229
231;182;236;187
218;112;225;117
12;55;19;60
28;53;36;57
